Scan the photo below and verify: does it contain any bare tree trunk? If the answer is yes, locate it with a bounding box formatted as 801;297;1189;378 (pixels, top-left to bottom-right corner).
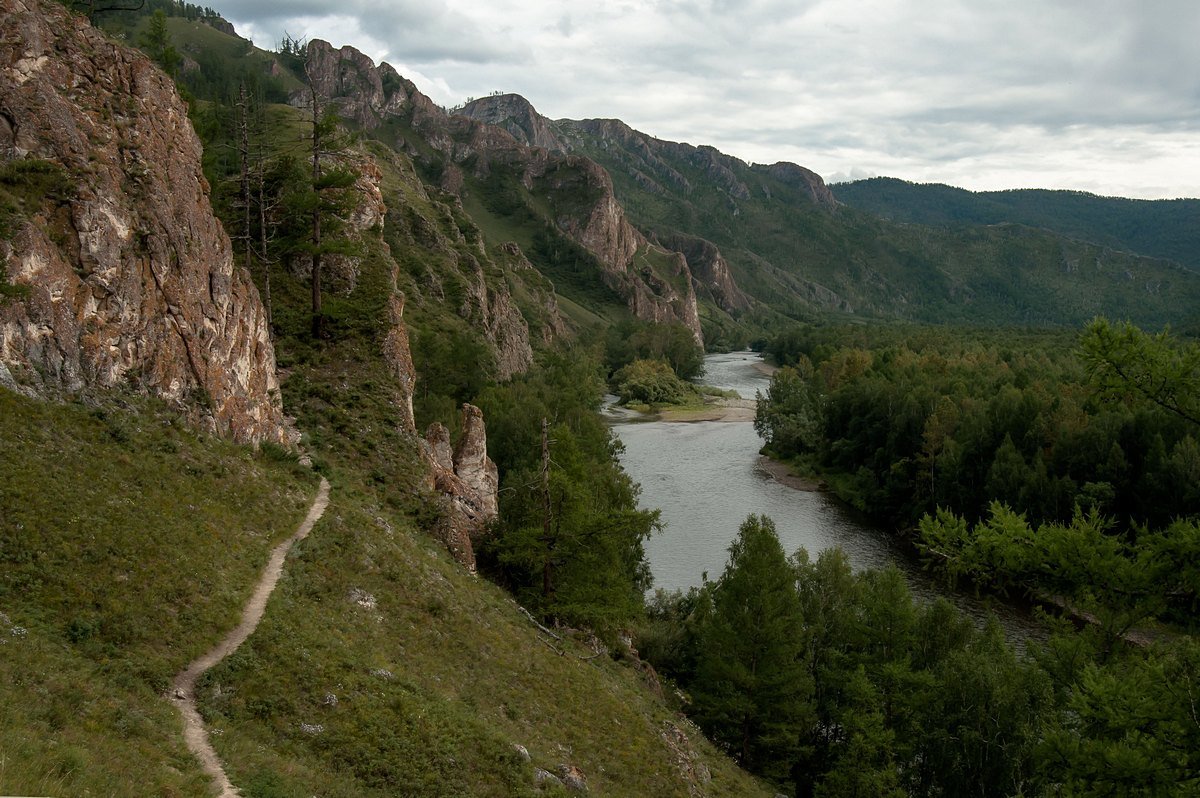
256;152;272;335
236;84;252;270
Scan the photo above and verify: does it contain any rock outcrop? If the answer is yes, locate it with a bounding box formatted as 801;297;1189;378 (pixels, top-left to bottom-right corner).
0;0;287;445
653;232;752;313
302;46;703;344
762;161;839;210
456;93;567;154
421;404;500;572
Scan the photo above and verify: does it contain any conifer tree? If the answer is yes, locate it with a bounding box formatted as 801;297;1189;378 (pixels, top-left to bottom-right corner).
297;64;357;339
691;514;812;780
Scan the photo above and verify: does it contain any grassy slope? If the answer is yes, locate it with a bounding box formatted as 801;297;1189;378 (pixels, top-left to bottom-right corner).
0;389;317;796
199;484;767;797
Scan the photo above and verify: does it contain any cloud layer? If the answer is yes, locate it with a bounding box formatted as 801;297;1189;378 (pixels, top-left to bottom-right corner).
222;0;1200;199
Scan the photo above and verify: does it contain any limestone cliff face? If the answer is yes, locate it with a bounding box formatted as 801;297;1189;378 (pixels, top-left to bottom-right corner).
0;0;287;445
300;40;406;129
761;161;839;210
421;404;499;572
457;93;567;153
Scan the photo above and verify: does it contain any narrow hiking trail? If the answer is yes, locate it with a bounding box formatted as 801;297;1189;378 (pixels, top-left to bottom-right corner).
171;477;331;797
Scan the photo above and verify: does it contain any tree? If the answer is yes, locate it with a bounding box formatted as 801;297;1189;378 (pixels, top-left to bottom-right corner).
474;353;659;633
139;9;179;76
612;358;694;406
1081;317;1200;428
691;515;811;781
754;366;823;458
284;58;360;340
604;320;704;381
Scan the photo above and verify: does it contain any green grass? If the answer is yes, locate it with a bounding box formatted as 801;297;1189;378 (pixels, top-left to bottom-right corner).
199;487;772;797
0;388;318;796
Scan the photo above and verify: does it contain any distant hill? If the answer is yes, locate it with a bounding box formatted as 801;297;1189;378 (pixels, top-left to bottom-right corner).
833;177;1200;272
460;95;1200;333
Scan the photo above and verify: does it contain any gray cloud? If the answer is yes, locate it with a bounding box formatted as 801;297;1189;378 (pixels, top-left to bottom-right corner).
217;0;1200;198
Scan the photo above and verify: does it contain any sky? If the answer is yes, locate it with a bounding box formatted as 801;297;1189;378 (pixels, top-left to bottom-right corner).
218;0;1200;200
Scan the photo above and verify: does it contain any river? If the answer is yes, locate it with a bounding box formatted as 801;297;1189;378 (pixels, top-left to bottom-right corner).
608;351;1046;645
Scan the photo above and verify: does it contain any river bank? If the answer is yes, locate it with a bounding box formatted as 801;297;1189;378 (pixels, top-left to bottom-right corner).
611;350;1048;646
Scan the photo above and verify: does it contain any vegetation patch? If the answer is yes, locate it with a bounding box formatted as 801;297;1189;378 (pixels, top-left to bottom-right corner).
0;388;317;795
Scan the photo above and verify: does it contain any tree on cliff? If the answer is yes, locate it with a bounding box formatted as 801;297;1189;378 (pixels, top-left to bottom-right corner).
139;9;179;76
296;72;357;339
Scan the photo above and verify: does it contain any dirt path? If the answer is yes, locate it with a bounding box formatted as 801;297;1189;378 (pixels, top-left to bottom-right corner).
171;477;330;797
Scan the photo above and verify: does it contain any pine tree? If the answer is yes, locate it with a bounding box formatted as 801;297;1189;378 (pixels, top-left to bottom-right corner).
140;9;179;76
691;514;812;781
296;68;357;339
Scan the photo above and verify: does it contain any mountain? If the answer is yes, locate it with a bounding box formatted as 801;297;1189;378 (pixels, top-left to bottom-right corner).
459;95;1200;332
0;2;772;795
833;177;1200;273
4;2;1200;794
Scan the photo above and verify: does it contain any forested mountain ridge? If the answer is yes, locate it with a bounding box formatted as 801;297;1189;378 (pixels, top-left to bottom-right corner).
834;175;1200;273
460;94;1200;333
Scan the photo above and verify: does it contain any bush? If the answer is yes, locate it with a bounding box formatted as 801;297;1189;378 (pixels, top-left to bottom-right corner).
613;359;695;406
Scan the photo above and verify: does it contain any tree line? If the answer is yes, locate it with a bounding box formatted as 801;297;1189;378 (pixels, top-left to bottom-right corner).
638;514;1200;797
754;320;1200;630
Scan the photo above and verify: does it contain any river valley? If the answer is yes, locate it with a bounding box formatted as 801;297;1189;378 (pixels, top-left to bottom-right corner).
609;351;1046;645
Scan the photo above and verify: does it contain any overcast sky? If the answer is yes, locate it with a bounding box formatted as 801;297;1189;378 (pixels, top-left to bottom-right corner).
219;0;1200;200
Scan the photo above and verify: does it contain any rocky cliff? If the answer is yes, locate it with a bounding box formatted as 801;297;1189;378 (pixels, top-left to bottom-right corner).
460;96;761;324
652;232;752;313
0;0;287;444
300;46;703;343
421;404;499;572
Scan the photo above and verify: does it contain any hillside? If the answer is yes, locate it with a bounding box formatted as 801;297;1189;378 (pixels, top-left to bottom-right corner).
4;1;1200;795
459;95;1200;332
0;1;772;795
833;176;1200;273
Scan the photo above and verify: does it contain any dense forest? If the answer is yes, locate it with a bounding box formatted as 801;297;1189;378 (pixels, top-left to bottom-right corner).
7;3;1199;795
724;319;1200;793
834;176;1200;274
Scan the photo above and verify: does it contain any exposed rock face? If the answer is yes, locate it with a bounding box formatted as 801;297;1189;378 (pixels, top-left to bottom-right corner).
381;292;416;433
302;48;704;343
459;93;566;153
654;233;752;313
300;40;406;129
537;154;703;344
421;404;500;571
201;15;239;39
761;161;839;210
496;242;568;345
0;0;287;445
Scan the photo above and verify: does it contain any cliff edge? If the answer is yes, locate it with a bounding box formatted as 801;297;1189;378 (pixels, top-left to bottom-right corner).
0;0;287;444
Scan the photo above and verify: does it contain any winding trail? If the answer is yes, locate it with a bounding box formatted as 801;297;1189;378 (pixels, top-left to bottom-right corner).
171;477;330;797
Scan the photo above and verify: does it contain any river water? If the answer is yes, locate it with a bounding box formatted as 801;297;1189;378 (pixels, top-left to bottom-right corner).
608;351;1045;645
